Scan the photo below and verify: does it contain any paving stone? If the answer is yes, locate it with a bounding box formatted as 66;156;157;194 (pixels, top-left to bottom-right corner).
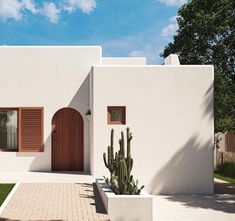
1;183;109;221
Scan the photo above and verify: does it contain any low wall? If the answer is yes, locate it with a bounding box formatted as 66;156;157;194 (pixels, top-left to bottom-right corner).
96;179;154;221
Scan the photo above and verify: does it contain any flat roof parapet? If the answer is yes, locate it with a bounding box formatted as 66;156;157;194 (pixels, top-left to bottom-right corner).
164;54;180;65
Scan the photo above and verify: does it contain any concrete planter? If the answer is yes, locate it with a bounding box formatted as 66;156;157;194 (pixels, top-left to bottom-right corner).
96;178;154;221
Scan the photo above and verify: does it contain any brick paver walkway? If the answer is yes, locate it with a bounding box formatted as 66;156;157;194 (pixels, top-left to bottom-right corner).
0;183;109;221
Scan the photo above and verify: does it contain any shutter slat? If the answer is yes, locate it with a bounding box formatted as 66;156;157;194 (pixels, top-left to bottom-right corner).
19;108;44;152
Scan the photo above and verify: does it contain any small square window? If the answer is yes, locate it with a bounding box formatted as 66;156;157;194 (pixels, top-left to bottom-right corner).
107;106;126;125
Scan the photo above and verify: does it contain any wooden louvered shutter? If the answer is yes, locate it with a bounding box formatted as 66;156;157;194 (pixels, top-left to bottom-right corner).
19;108;44;152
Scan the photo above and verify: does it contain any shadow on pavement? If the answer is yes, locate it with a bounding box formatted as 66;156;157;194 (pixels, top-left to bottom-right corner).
214;181;235;194
77;182;107;215
164;194;235;214
92;183;107;214
163;181;235;214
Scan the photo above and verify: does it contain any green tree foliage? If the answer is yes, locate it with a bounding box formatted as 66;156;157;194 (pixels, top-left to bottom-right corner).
215;70;235;132
161;0;235;132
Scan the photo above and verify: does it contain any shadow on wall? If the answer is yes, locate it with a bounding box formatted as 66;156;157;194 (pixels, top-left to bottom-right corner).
149;84;214;195
16;134;52;171
68;73;90;116
149;135;213;195
201;82;214;121
15;73;91;172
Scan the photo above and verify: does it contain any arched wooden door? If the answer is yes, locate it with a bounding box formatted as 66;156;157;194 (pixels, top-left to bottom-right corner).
52;108;83;171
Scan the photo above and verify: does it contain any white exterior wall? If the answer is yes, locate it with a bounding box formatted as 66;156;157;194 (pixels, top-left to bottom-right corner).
0;46;101;172
92;65;214;194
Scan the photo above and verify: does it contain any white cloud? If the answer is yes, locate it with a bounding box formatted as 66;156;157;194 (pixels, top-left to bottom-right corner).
129;50;145;57
0;0;96;23
161;23;178;36
42;2;60;24
161;15;178;37
64;0;96;14
129;45;160;64
0;0;23;21
169;15;177;22
22;0;38;14
0;0;38;21
102;29;165;64
158;0;187;6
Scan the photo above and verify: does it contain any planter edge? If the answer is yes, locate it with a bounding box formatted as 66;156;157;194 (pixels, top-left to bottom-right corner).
96;178;154;221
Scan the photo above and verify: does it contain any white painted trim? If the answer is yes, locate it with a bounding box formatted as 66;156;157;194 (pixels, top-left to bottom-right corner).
0;182;20;216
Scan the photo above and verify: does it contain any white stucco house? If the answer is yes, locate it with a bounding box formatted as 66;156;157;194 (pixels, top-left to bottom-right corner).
0;46;214;194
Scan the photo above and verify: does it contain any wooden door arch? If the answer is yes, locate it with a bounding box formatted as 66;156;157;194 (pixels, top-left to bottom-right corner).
52;107;83;171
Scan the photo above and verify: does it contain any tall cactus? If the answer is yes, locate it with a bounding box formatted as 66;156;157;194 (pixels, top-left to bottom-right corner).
103;128;144;195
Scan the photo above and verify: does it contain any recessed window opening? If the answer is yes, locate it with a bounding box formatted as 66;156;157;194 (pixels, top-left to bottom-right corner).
107;106;126;125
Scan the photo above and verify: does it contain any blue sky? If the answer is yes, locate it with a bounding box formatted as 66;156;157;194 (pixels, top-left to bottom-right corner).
0;0;187;64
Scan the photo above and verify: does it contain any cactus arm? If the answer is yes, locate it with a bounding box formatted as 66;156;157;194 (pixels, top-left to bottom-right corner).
119;131;125;158
103;153;108;168
125;127;133;178
111;129;114;148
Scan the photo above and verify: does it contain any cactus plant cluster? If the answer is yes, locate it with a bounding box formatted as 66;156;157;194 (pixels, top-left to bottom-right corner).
103;128;144;195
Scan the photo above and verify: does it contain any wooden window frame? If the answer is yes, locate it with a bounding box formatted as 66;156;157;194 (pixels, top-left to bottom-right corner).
0;108;19;152
107;106;126;125
0;107;44;152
